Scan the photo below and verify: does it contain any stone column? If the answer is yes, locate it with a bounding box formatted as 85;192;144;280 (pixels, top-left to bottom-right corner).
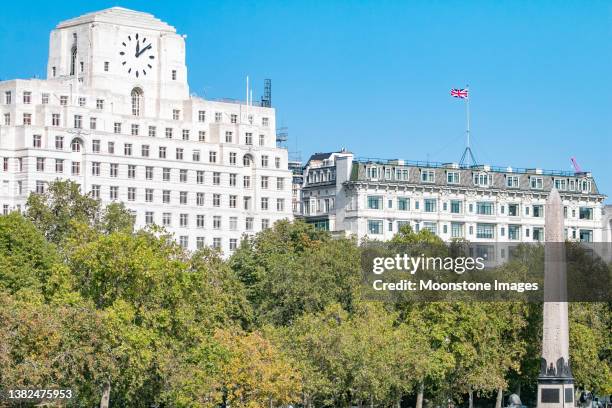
537;188;574;408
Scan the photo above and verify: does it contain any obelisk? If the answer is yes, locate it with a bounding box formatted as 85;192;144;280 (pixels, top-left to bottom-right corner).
537;188;574;408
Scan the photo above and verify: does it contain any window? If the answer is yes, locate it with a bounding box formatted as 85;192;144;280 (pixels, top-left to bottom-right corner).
163;190;170;203
209;151;217;163
193;150;200;162
114;122;122;134
108;142;115;154
149;126;156;137
104;61;109;72
55;159;63;173
90;117;97;130
229;152;237;165
73;115;82;129
60;96;68;106
229;239;238;252
91;185;100;199
215;112;222;123
421;170;435;183
368;220;383;235
259;134;265;146
130;124;139;136
213;172;221;185
476;202;493;215
245;133;253;145
163;168;171;181
554;179;567;190
533;227;544;242
128;187;136;201
451;222;464;238
277;198;285;212
4;91;12;104
124;143;132;156
180;214;189;227
275;157;281;169
579;207;593;220
36;157;45;172
197;171;204;184
213;216;221;230
213;194;221;207
36;181;45;194
509;225;520;240
146;166;153;180
367;196;382;210
180;191;188;205
32;134;42;148
172;109;180;120
141;145;150;157
476;223;495;239
212;238;221;249
423;222;437;234
246;217;254;230
176;148;184;160
261;176;269;189
96;99;104;110
243;155;251;167
91;162;100;176
450;200;462;214
198;110;206;122
579;229;593;243
277;177;284;190
198;131;206;142
447;171;460;184
230;173;237;187
578;179;591;193
128;165;136;179
262;117;269;127
243;176;251;188
424;199;437;212
229;217;238;231
229;195;237;208
159;146;167;159
196;214;205;228
261;197;269;210
78;97;86;107
165;128;173;139
230;114;237;124
145;211;154;225
41;93;49;104
23;91;31;104
4;113;10;125
110;186;119;200
533;205;544;217
163;213;171;227
23;113;32;125
197;192;205;206
530;177;543;189
55;135;64;150
110;163;118;177
506;175;519;188
182;129;190;141
196;237;205;249
261;155;269;168
508;203;519;217
398;197;410;211
473;172;491;187
180;169;187;183
171;70;177;80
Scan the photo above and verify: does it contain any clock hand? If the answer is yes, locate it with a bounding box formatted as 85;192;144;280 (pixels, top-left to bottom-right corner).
136;44;152;58
135;41;140;57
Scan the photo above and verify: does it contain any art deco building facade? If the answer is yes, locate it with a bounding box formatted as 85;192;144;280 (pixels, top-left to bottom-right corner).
300;151;607;243
0;8;293;254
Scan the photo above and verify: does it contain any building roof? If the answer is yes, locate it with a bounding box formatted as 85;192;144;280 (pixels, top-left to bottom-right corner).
306;149;352;166
56;7;176;33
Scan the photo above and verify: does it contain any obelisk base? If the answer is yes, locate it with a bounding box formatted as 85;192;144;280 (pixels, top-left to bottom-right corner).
537;378;574;408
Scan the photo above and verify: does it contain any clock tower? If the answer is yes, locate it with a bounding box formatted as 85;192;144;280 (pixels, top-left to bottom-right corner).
46;7;189;107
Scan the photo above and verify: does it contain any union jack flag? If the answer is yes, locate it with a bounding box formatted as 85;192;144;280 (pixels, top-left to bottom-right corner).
450;88;469;99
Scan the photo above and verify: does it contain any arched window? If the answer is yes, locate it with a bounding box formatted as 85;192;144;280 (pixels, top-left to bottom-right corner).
71;138;82;152
131;88;143;116
243;154;252;167
70;46;77;76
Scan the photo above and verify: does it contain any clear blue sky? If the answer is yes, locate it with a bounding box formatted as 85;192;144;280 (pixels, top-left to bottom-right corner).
1;1;610;201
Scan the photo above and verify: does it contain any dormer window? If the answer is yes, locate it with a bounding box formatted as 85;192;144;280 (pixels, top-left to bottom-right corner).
473;172;491;187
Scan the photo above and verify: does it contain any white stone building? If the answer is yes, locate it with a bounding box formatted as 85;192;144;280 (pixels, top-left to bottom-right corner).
0;7;293;254
300;151;608;243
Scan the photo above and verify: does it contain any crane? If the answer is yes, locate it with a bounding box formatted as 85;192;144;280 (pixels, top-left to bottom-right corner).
570;157;583;173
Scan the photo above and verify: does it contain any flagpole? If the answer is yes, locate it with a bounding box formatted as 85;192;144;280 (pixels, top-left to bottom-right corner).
458;84;476;167
466;84;470;149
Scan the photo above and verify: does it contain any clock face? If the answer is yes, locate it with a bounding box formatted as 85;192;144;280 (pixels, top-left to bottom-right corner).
119;33;155;78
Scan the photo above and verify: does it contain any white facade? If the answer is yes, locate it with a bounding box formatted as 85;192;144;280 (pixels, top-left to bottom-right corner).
301;152;608;243
0;7;293;254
